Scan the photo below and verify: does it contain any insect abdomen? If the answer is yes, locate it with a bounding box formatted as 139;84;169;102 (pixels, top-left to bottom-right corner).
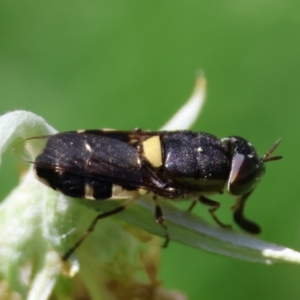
34;131;143;200
35;168;113;199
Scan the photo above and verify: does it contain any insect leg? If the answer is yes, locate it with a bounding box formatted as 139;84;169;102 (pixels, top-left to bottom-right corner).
187;200;197;212
199;195;231;229
232;190;261;234
153;196;170;248
62;199;136;261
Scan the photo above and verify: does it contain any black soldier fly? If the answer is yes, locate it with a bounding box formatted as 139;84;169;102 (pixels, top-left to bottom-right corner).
17;129;282;260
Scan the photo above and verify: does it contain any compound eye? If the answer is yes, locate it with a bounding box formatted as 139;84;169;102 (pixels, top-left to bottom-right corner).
228;153;264;196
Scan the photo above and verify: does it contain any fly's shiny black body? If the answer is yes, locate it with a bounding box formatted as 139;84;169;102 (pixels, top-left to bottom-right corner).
161;132;230;193
34;131;234;199
19;129;282;260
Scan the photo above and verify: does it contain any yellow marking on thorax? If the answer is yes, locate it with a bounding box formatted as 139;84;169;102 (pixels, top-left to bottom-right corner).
142;136;163;167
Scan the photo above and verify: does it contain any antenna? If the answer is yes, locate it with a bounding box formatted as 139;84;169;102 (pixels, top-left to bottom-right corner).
262;139;283;163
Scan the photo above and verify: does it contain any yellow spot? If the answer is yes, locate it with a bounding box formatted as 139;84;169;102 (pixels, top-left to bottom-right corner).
102;128;115;131
111;185;141;200
85;184;95;200
129;138;139;144
143;136;163;167
138;188;148;195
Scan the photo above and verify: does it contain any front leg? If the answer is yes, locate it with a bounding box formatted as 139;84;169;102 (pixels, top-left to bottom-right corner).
199;195;231;229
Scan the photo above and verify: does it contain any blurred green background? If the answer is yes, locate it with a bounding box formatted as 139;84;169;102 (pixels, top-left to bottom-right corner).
1;1;300;299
